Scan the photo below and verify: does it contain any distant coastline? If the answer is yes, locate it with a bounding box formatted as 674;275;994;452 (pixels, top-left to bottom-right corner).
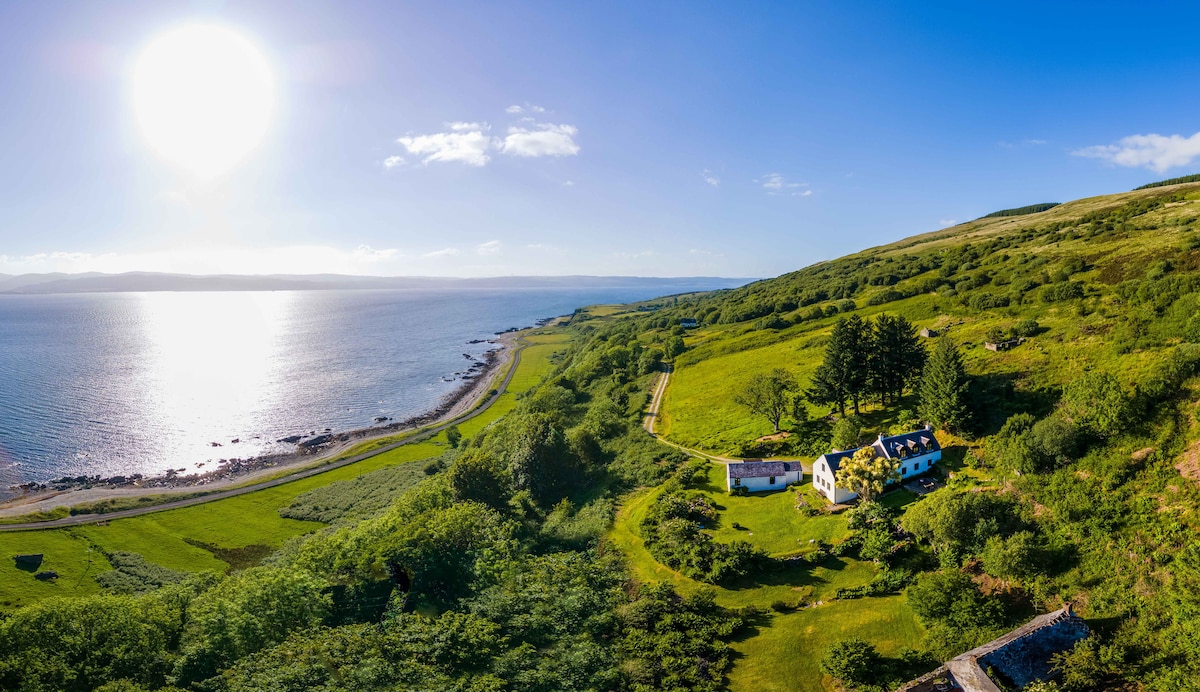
0;272;756;295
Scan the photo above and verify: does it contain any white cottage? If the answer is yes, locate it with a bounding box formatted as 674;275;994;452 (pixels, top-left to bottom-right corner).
812;427;941;503
726;461;804;493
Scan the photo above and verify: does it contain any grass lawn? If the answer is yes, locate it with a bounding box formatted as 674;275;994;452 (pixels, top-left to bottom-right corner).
607;460;923;692
0;329;573;611
728;596;924;692
692;463;848;557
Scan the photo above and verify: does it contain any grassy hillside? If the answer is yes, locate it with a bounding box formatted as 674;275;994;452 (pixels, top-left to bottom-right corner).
6;182;1200;691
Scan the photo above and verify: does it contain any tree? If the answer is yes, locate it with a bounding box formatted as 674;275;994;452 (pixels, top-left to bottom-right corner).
444;425;462;448
1059;372;1131;439
507;413;576;508
819;637;881;685
175;568;332;685
664;336;685;360
831;416;862;451
835;446;900;503
870;314;927;405
919;337;970;431
735;368;798;433
449;448;512;510
809;315;872;416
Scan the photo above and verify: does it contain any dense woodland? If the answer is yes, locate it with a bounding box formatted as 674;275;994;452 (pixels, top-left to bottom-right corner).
5;180;1200;690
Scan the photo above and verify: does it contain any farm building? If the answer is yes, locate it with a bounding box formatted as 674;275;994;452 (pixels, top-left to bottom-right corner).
899;606;1089;691
811;427;941;503
726;461;803;493
985;337;1024;351
680;318;699;328
919;327;939;338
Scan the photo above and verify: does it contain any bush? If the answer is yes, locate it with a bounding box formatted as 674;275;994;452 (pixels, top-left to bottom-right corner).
1042;281;1085;302
819;637;881;685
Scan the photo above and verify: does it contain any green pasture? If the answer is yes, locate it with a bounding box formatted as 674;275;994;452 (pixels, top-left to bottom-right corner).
0;330;572;610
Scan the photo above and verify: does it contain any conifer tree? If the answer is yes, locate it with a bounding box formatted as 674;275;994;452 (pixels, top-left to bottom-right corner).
808;315;872;416
919;337;969;431
869;314;926;405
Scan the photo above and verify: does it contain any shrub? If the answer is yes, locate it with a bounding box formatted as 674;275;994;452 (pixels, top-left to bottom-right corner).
819;637;881;685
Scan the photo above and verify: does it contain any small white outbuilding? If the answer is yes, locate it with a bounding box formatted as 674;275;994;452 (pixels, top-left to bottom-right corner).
726;461;804;493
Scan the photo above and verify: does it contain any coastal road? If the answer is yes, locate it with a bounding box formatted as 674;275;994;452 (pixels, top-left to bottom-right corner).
640;362;810;472
0;340;526;532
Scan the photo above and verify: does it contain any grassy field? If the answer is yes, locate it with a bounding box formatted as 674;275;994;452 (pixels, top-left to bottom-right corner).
0;330;572;610
607;460;923;692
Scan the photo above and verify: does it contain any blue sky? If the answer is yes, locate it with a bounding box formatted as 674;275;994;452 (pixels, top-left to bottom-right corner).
1;1;1199;278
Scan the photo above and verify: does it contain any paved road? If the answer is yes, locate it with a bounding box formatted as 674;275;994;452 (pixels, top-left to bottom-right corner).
640;362;810;472
0;341;526;532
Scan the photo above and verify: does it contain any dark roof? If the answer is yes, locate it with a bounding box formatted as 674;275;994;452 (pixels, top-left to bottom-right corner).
899;607;1089;692
726;461;802;479
816;449;856;473
877;429;940;459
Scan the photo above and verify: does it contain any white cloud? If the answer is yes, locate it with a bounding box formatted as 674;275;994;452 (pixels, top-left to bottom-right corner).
562;180;576;187
397;129;493;167
390;108;578;167
756;173;811;196
476;240;502;255
423;247;459;258
688;248;724;257
500;123;580;158
939;219;958;227
702;169;720;187
1074;130;1200;173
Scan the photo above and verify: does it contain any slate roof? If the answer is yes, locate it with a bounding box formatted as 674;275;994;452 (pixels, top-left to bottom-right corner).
877;429;940;460
816;449;856;474
726;461;803;479
898;606;1089;692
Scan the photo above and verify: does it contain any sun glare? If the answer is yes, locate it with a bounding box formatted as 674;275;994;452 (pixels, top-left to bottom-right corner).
133;24;273;179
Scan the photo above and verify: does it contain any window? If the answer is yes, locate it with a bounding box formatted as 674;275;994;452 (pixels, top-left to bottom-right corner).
769;476;776;484
927;460;933;467
901;466;907;474
734;478;741;486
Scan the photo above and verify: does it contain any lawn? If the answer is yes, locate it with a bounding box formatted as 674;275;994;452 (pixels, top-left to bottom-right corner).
0;329;573;610
692;462;848;557
607;461;923;692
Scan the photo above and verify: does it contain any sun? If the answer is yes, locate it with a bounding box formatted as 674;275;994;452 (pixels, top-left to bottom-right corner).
133;24;274;179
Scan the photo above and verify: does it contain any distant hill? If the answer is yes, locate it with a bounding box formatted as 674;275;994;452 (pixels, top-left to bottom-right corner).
0;272;755;295
980;202;1061;218
1135;173;1200;190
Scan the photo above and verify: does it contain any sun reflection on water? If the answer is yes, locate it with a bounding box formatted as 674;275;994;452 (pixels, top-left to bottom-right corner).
137;291;294;467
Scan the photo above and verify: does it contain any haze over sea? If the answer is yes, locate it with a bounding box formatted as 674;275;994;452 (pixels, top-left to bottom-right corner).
0;284;727;488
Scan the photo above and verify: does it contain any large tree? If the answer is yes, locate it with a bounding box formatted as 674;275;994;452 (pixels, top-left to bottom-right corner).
735;368;798;433
919;337;970;431
869;314;927;405
808;315;872;416
834;446;900;503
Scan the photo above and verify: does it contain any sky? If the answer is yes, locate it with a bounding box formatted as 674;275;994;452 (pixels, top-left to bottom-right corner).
1;1;1199;279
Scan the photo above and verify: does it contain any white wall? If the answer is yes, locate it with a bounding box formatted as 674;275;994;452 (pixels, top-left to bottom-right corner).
728;470;801;492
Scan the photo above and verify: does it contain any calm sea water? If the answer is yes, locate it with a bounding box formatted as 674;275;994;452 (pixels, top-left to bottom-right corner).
0;286;712;487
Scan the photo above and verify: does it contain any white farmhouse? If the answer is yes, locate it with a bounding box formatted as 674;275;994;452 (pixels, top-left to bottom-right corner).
812;427;941;503
726;461;804;493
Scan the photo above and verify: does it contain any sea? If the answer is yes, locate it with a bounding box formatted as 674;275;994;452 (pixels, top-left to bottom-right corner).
0;285;726;490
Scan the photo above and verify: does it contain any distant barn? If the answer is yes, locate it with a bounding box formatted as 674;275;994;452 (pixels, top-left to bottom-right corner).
919;327;939;338
680;318;699;328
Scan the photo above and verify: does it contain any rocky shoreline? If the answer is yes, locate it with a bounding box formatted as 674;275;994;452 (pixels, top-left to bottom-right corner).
4;336;512;501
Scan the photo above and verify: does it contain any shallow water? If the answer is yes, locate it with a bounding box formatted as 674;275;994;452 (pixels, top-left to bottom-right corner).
0;285;717;485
